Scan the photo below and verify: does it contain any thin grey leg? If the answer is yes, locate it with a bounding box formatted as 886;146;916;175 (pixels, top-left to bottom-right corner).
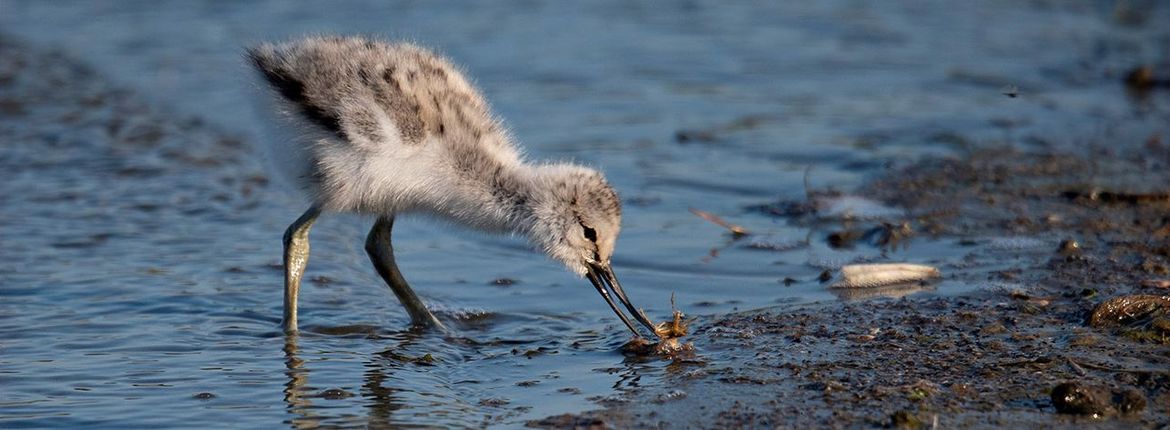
283;206;321;333
365;216;445;330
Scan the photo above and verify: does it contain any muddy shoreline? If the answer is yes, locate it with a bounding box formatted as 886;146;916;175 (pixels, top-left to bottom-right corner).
535;144;1170;428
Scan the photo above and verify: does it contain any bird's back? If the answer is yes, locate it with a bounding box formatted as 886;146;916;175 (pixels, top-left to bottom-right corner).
248;36;522;214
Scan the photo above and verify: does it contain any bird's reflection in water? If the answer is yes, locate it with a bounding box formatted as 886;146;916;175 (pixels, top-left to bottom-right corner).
280;325;667;427
282;334;317;429
613;361;649;391
282;329;425;428
361;339;423;428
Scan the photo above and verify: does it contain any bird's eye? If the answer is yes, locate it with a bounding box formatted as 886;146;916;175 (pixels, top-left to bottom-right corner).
582;224;597;242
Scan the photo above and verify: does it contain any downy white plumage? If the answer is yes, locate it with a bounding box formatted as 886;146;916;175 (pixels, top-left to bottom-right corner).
247;36;655;336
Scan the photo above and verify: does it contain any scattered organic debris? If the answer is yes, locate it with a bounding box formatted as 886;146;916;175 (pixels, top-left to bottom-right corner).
830;263;940;289
689;208;750;238
1088;295;1170;327
1051;382;1146;417
1088;295;1170;343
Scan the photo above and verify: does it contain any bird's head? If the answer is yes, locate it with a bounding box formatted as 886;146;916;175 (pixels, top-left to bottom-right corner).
528;164;657;337
529;165;621;275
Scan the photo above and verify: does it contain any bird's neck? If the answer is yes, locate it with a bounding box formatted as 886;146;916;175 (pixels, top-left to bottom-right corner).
434;160;539;235
488;164;541;234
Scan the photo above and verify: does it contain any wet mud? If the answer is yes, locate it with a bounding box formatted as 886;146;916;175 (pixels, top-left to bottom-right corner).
539;141;1170;428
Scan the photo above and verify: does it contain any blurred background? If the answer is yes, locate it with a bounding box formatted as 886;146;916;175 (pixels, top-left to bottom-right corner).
1;1;1167;427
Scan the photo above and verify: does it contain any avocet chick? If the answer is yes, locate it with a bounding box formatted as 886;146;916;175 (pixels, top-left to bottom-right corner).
246;36;656;336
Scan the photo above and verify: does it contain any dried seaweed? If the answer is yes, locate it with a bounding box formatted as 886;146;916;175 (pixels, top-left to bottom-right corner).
688;208;749;238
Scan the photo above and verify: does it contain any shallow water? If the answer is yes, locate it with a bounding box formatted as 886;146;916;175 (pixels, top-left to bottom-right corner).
1;1;1167;427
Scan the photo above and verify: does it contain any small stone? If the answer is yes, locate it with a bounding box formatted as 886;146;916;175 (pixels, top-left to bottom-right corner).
818;270;832;283
1058;239;1080;254
1051;382;1112;416
316;388;354;399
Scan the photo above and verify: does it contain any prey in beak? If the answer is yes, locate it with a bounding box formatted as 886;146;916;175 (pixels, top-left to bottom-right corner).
585;262;658;338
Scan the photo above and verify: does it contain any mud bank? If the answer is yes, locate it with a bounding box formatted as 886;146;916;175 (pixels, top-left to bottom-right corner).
534;143;1170;428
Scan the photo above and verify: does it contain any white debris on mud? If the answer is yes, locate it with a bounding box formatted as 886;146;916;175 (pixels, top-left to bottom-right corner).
830;263;941;289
